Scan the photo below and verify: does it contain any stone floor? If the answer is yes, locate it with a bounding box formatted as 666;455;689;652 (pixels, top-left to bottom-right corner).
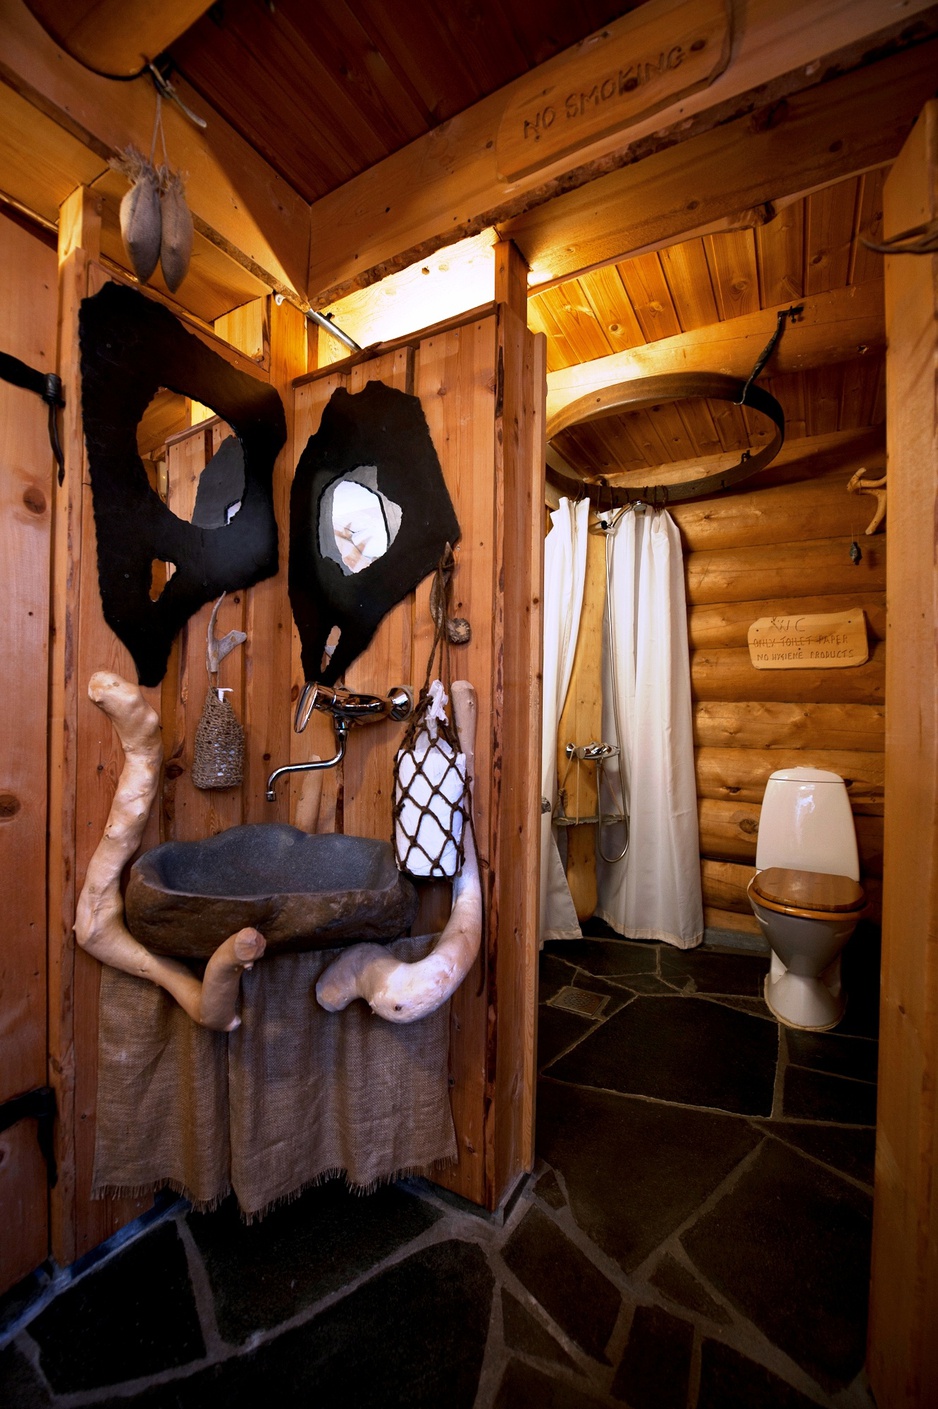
0;922;881;1408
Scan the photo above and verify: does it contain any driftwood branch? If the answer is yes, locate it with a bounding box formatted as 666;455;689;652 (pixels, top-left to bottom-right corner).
847;467;887;535
75;671;264;1030
206;592;247;674
316;680;482;1023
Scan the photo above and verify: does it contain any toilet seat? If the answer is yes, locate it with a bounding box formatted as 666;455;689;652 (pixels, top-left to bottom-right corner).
749;867;865;922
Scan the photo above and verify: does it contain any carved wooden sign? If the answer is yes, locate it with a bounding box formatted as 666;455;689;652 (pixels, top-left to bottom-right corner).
748;609;869;670
496;0;731;182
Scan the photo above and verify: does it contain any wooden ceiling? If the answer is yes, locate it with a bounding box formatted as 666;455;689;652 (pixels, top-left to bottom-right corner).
537;168;887;481
4;0;905;489
169;0;633;203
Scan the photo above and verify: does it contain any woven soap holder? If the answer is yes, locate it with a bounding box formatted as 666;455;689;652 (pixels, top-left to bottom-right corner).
192;687;243;790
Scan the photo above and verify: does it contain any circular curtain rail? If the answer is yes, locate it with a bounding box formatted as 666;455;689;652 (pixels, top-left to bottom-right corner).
546;372;785;507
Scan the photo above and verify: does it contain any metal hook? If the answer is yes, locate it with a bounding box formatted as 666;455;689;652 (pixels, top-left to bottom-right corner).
146;60;207;130
737;304;804;405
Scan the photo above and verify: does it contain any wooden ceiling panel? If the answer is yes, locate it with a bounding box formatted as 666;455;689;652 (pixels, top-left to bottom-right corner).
756;204;805;307
542;170;887;483
805;362;845;438
578;266;644;354
173;1;416;199
659;238;719;332
851;167;887;286
648;404;698;463
617;253;682;343
536;282;614;366
677;399;723;461
170;0;630;202
704;228;761;322
805;176;859;296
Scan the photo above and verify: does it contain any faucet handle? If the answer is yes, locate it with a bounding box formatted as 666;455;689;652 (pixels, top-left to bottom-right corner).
294;682;319;734
387;686;413;721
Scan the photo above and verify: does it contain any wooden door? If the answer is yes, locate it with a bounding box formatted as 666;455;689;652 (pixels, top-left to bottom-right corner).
0;211;57;1294
868;99;938;1407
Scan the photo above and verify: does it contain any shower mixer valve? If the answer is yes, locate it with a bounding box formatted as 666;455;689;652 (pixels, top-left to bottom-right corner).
565;741;620;763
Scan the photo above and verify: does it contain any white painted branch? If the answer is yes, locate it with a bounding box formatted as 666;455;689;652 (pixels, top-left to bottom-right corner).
316;680;482;1023
75;671;265;1030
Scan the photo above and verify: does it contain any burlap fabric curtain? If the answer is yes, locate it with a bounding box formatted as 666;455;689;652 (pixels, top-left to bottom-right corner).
92;934;457;1217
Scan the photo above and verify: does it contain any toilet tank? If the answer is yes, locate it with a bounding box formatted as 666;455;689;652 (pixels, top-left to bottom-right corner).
755;767;860;880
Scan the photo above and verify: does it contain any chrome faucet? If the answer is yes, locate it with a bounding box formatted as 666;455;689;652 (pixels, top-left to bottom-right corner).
293;682;413;734
265;683;413;802
565;741;620;763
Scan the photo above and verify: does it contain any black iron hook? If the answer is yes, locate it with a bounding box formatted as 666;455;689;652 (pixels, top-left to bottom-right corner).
737;304;804;405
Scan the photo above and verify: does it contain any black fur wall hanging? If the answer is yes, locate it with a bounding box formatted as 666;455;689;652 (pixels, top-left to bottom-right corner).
289;380;460;685
79;282;286;686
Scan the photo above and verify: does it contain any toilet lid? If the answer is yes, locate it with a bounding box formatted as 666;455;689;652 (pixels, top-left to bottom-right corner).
750;867;866;915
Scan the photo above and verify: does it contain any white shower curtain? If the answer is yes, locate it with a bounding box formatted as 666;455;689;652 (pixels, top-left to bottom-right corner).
595;508;703;949
540;497;589;942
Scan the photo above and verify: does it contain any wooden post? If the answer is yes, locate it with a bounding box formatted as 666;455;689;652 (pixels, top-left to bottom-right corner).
243;296;306;824
0;209;58;1295
867;100;938;1409
491;298;544;1192
555;528;606;920
494;239;529;323
49;184;99;1263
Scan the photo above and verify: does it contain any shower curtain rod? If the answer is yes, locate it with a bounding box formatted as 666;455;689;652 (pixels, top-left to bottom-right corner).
545;371;785;509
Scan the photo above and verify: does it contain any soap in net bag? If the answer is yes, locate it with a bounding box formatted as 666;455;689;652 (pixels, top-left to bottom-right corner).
393;679;468;878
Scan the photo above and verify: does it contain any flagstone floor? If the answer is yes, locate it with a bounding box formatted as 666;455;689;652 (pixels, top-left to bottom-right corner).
1;922;880;1408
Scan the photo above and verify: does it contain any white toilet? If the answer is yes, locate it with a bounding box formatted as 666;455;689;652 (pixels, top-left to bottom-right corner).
747;767;866;1031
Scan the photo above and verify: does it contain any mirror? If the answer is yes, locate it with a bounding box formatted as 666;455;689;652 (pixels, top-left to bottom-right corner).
319;468;402;576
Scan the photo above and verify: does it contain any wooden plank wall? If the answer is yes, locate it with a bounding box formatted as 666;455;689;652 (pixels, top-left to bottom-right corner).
49;211;305;1262
0;211;57;1294
292;305;542;1209
672;426;887;935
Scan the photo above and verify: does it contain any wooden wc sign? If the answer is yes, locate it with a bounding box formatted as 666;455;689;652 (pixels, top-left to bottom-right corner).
496;0;731;182
748;610;869;670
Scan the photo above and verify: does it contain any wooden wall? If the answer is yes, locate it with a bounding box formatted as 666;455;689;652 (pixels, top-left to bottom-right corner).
48;191;306;1264
291;304;543;1210
673;424;886;936
41;215;540;1271
0;210;57;1295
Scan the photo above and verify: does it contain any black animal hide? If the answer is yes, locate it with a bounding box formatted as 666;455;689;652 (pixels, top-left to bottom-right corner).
289;380;460;685
79;282;285;685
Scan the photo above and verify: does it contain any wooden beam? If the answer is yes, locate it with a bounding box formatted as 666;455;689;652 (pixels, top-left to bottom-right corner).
306;0;938;303
868;99;938;1409
505;40;938;285
546;283;883;430
317;230;498;367
0;0;309;295
494;239;528;322
23;0;213;78
0;208;57;1294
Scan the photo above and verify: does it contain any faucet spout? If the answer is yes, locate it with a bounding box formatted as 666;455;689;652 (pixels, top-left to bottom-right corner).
266;717;349;802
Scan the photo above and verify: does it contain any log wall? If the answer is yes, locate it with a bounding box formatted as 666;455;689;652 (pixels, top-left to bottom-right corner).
671;426;886;934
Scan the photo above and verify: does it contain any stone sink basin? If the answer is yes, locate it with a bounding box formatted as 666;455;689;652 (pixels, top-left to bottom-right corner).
125;823;418;959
